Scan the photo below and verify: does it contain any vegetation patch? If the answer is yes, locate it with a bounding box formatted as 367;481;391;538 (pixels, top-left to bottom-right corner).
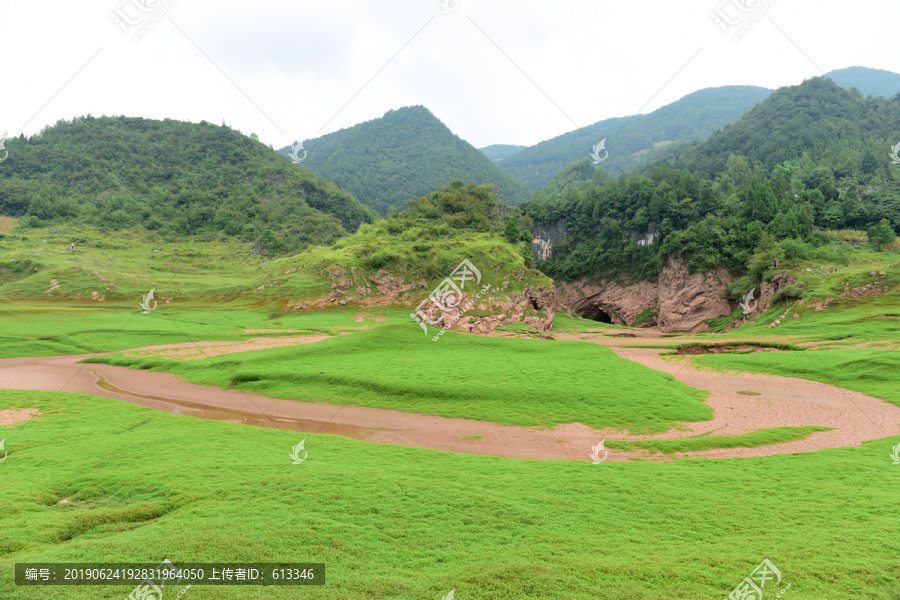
605;426;833;454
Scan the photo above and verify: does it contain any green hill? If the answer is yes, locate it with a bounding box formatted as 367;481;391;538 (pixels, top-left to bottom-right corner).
276;106;532;216
480;144;527;161
497;85;773;190
523;79;900;287
259;180;547;306
0;116;377;256
660;77;900;234
826;66;900;97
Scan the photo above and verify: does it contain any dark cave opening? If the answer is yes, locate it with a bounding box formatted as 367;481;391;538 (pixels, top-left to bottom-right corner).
582;307;613;324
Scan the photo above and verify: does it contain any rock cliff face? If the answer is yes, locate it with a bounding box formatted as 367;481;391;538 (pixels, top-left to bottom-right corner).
532;220;567;262
657;259;734;331
555;257;735;332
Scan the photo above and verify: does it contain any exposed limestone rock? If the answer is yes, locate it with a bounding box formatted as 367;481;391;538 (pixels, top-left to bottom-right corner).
532;220;567;262
555;279;657;327
554;257;734;332
843;283;889;298
657;258;733;331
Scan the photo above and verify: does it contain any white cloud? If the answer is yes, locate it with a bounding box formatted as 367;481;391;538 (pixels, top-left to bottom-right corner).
1;0;898;150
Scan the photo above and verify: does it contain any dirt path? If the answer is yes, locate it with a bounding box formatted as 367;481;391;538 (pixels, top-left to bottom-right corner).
1;335;898;461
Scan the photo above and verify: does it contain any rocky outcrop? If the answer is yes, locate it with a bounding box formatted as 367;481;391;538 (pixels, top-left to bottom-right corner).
657;258;733;331
757;271;797;312
416;285;558;335
286;262;558;334
555;257;735;332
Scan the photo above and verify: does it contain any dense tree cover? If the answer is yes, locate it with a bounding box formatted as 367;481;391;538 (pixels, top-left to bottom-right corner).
657;78;900;234
276;106;531;216
662;78;900;177
497;85;773;190
343;181;534;273
521;150;897;283
868;218;897;250
825;66;900;98
399;180;532;237
0;116;378;255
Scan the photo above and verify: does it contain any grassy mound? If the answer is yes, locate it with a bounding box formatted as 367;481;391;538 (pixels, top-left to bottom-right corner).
85;322;709;433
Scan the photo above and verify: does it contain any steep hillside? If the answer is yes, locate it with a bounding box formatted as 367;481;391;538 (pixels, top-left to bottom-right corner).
0;116;377;255
497;85;772;190
826;66;900;97
276;106;532;215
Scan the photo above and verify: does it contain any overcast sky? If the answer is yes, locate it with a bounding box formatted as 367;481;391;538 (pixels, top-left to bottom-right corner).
1;0;898;150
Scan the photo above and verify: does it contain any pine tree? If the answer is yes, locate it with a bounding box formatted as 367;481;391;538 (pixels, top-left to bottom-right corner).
504;218;520;243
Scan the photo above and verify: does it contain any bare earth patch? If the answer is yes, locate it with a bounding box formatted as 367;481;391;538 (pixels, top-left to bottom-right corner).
118;335;333;360
0;408;42;427
352;312;387;322
240;329;304;334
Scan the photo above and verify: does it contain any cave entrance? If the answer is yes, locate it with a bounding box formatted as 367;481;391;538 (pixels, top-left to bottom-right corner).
582;307;613;324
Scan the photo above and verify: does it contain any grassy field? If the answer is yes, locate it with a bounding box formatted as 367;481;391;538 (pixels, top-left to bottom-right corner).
0;302;407;359
0;389;898;600
604;425;834;454
85;323;710;433
3;230;900;598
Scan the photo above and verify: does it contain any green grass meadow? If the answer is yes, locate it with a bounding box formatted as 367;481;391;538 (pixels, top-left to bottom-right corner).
1;390;899;600
2;233;900;599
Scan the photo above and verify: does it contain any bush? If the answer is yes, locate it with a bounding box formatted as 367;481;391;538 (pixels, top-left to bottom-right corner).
780;238;812;260
725;275;756;303
771;283;806;304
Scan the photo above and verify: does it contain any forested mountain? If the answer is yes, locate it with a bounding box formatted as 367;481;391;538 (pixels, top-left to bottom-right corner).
523;78;900;287
276;106;532;216
0;116;377;254
480;144;526;161
661;77;900;205
497;85;773;190
826;66;900;97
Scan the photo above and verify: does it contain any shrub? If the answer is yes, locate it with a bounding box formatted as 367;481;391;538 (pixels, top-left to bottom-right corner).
771;283;806;304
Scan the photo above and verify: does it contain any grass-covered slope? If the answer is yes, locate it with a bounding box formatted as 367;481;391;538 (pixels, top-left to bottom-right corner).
276;106;532;215
2;388;898;599
0;116;377;255
252;181;549;308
